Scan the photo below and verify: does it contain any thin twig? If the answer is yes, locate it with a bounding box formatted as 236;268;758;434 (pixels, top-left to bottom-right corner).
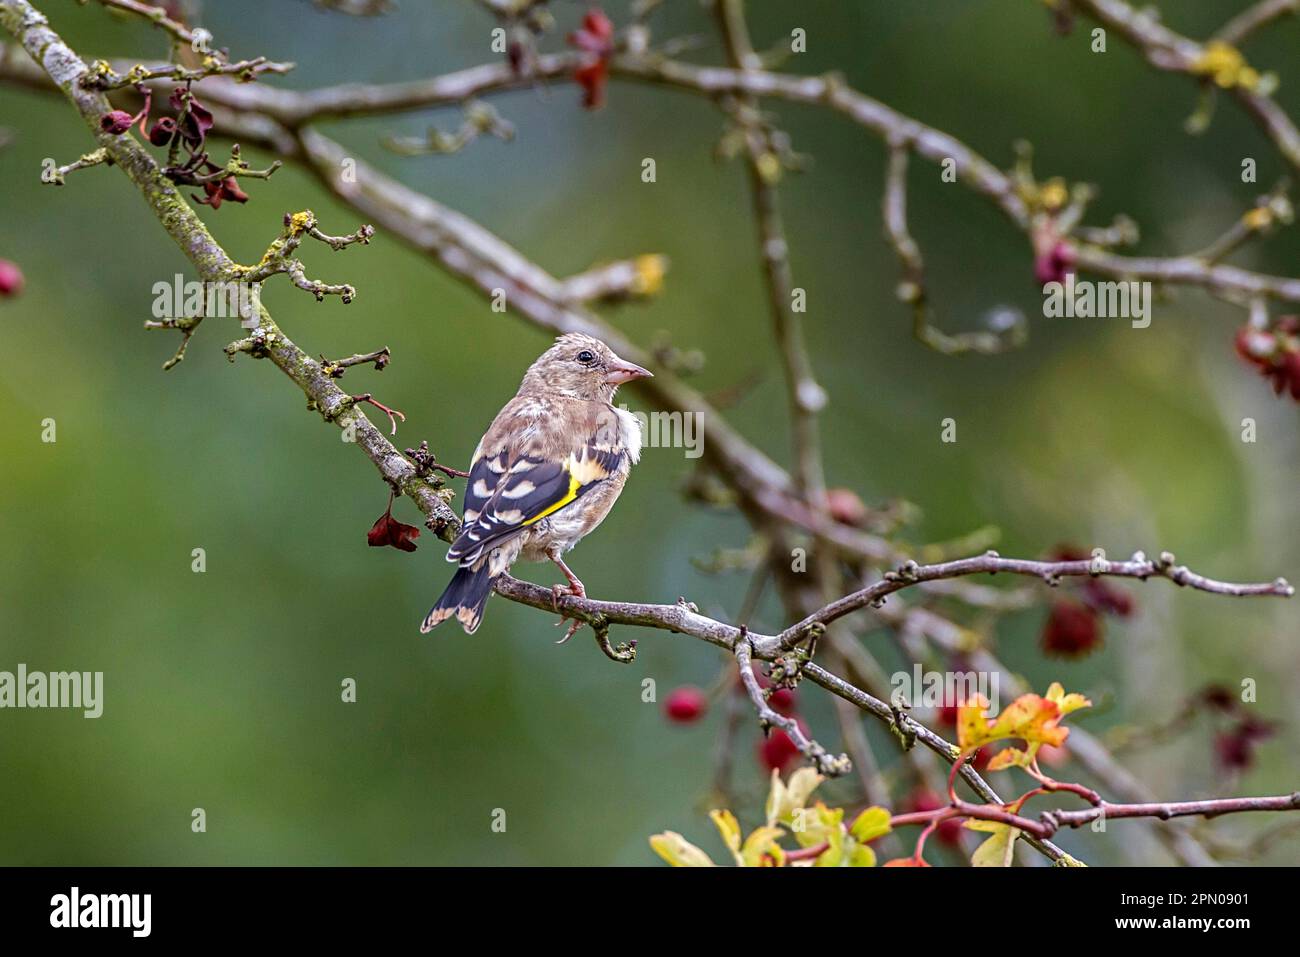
734;636;850;777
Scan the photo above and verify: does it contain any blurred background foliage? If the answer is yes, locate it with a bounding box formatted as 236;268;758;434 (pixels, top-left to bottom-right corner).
0;0;1296;865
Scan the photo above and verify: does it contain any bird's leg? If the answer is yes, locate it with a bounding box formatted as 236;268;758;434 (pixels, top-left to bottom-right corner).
548;551;587;602
548;549;587;642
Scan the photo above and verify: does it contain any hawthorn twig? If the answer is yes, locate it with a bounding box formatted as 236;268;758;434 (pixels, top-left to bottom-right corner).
383;99;513;156
143;314;201;370
1066;0;1300;172
0;0;459;539
715;0;826;502
1215;0;1299;46
238;210;373;303
84;0;294;87
9;42;1300;319
1190;182;1293;264
558;254;668;304
892;791;1300;843
405;440;471;481
491;548;1289;666
883;140;1025;355
322;347;390;377
309;0;394;14
91;0;211;49
42;146;111;184
83;56;294;92
779;551;1293;649
734;637;850;777
350;393;404;436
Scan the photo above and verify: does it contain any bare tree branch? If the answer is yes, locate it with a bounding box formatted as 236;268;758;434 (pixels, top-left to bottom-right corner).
0;0;459;540
1215;0;1299;47
733;637;850;777
1068;0;1300;172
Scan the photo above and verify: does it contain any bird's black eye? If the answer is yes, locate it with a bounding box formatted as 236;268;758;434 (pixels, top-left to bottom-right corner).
576;350;595;364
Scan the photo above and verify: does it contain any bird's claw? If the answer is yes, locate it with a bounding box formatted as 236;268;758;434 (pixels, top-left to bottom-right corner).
554;617;583;644
550;581;580;609
550;580;587;644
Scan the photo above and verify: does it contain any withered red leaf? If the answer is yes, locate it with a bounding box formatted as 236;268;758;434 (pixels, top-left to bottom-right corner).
367;511;421;552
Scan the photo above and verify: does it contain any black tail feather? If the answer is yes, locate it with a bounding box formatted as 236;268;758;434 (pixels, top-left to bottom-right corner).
421;563;495;634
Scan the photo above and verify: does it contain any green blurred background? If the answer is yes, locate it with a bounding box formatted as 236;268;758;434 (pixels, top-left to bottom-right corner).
0;0;1296;865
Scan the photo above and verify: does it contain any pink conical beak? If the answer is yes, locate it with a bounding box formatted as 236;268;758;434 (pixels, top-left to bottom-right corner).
604;358;653;385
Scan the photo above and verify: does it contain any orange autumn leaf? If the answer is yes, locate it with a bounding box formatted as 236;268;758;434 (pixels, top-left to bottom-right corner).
993;695;1069;748
956;694;994;750
987;746;1032;771
957;684;1092;759
1045;681;1091;717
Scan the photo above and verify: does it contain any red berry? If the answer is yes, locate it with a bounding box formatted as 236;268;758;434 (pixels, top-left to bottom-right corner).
664;686;707;723
1041;598;1102;658
1037;742;1069;768
757;717;810;772
768;687;798;716
825;487;868;527
0;259;23;298
758;728;800;771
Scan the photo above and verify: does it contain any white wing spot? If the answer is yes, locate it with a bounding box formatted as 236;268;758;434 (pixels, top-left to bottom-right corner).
500;480;536;499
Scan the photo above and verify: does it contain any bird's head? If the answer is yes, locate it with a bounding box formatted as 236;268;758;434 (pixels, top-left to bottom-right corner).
518;332;653;401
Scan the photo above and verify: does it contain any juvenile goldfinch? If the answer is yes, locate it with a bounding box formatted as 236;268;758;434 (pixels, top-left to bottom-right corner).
421;333;652;635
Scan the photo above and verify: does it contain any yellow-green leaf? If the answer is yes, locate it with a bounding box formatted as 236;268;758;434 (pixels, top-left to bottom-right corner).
848;806;892;843
741;825;787;867
649;831;716;867
710;809;743;864
969;823;1020;867
847;842;878;867
766;766;825;827
1045;682;1092;716
787;767;825;813
793;802;843;848
764;768;786;828
813;826;845;867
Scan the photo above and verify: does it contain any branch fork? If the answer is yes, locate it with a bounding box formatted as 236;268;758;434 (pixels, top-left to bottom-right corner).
235;210;374;303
